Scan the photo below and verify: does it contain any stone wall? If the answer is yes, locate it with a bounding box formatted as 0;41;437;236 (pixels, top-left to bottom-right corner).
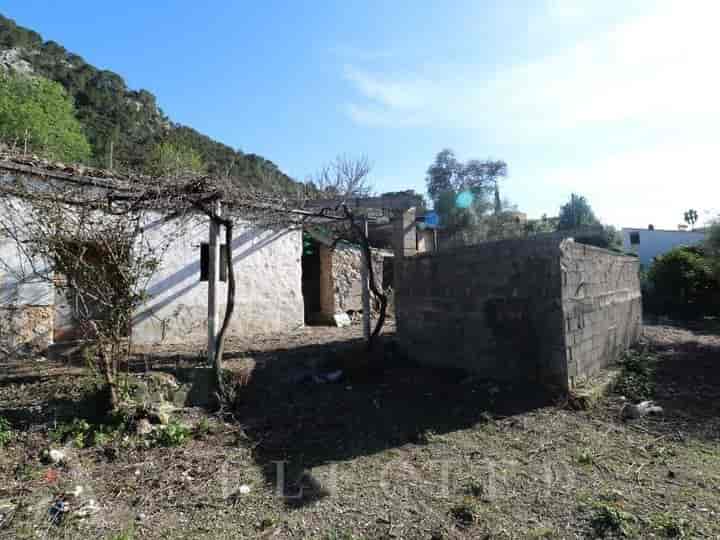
396;238;641;390
0;211;55;353
0;305;54;353
560;241;642;384
318;244;384;317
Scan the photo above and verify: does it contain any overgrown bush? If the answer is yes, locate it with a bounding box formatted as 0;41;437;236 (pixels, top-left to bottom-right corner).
644;246;720;319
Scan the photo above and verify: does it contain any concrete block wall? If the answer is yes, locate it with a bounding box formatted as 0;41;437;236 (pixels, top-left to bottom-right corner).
560;241;642;384
396;237;568;387
396;238;642;390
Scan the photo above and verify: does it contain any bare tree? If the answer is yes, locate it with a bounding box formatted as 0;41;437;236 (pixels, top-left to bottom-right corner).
310;154;374;198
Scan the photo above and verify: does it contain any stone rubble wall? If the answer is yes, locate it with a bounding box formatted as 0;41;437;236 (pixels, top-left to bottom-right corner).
0;305;54;354
319;244;384;317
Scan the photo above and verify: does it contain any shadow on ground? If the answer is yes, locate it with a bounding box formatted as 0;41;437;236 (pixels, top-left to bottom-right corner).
226;335;554;508
649;342;720;420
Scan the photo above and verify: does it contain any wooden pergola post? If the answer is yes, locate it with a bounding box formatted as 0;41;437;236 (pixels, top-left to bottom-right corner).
207;200;221;365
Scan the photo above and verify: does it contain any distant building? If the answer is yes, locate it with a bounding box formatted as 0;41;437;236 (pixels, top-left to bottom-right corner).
622;226;706;267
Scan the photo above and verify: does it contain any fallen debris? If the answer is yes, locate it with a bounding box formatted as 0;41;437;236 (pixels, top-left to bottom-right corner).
621;400;664;420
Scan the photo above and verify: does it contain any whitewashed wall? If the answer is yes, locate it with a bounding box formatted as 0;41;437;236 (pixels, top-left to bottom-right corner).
622;228;706;267
0;192;55;351
132;214;304;345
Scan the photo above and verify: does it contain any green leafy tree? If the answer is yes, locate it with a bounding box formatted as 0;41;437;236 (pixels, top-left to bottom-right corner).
146;141;205;177
425;149;507;231
0;72;91;162
558;193;599;230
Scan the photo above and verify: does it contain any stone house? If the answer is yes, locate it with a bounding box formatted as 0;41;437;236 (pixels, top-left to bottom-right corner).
0;159;305;355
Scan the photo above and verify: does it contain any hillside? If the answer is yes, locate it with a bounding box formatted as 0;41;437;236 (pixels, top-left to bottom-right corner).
0;14;297;190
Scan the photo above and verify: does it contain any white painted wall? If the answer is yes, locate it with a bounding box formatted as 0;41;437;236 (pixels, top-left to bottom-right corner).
0;194;53;307
132;214;304;345
0;177;306;348
622;228;706;267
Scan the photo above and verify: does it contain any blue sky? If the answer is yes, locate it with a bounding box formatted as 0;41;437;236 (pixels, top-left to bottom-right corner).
4;1;718;228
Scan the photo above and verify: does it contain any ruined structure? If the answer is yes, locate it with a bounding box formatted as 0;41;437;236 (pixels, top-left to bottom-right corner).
302;231;387;324
396;236;642;390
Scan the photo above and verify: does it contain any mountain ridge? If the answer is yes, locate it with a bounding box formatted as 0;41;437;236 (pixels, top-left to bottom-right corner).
0;13;298;191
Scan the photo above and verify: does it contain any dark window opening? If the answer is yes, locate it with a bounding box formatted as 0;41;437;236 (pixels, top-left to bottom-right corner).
200;243;228;282
629;232;640;245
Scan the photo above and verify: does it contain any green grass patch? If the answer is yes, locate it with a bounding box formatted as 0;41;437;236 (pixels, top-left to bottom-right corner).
154;421;192;447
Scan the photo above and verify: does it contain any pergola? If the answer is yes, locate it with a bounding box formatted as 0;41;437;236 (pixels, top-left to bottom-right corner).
0;152;422;365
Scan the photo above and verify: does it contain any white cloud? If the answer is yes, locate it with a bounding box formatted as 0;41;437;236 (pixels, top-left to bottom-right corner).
343;1;720;134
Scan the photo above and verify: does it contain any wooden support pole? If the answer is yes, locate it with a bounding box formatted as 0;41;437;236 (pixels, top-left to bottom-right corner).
361;217;371;341
207;201;220;365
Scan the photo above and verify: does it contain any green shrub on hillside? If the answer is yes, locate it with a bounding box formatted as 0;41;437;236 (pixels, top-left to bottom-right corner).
0;72;91;162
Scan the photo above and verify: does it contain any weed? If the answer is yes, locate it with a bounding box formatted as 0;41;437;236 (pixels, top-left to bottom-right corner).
194;416;214;439
577;448;594;465
651;512;688;538
109;526;134;540
50;418;125;448
590;502;636;537
465;480;485;499
449;497;479;528
614;350;657;401
154;421;191;447
50;418;92;448
0;416;11;447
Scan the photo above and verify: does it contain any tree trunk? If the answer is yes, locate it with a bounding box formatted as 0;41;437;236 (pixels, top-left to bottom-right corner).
214;220;235;391
349;215;387;353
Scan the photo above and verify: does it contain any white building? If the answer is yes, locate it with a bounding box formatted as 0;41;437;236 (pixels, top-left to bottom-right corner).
622;227;706;268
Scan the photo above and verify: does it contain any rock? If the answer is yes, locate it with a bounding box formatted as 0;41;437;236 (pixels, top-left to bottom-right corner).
333;313;352;328
136;418;153;436
42;448;67;465
172;386;190;407
75;499;99;518
147;400;176;425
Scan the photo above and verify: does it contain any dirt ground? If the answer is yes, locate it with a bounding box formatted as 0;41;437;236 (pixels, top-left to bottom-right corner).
1;321;719;539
